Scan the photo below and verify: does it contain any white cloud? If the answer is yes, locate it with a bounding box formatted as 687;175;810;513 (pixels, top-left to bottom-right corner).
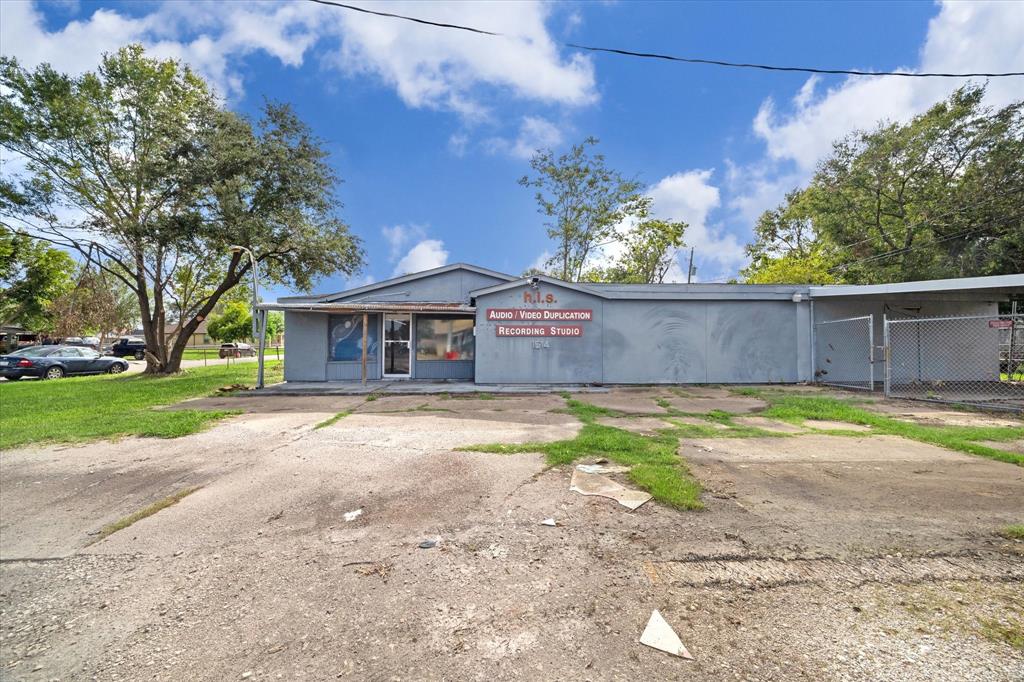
744;1;1024;180
0;0;595;114
646;170;744;281
0;0;321;98
325;1;596;118
725;0;1024;274
393;239;449;277
381;224;427;262
580;169;743;283
486;115;565;159
447;132;469;157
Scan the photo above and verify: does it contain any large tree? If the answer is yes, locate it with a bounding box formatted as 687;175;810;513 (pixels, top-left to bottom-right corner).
520;137;646;281
1;45;362;373
743;85;1023;284
0;227;75;329
46;265;139;345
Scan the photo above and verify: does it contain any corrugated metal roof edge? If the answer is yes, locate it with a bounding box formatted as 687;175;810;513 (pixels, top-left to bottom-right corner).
258;302;475;313
278;262;515;304
809;273;1024;297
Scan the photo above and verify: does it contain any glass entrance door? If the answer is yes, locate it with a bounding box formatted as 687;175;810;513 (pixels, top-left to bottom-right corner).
382;313;411;377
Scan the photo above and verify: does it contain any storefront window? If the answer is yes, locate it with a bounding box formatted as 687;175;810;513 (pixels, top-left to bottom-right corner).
415;317;474;361
329;314;378;361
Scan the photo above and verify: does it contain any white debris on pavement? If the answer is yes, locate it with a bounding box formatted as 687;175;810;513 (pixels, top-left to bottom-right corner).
343;509;363;522
569;468;652;511
640;609;693;659
540;518;557;526
576;463;631;474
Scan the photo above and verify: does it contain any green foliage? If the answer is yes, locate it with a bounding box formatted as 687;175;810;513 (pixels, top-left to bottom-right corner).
207;301;283;343
459;396;704;509
520;138;645;281
999;524;1024;540
207;300;253;343
91;487;201;544
46;264;138;338
0;46;362;373
0;228;75;328
584;200;688;284
743;85;1024;283
314;411;350;430
743;245;840;284
0;360;283;449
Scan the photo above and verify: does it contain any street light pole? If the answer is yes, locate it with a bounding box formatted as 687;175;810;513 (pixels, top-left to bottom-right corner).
229;245;260;340
229;245;266;389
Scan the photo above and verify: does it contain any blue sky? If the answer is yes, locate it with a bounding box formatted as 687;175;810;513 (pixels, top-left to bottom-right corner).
2;1;1022;299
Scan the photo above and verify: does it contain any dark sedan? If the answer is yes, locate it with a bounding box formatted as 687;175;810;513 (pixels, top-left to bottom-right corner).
0;345;130;381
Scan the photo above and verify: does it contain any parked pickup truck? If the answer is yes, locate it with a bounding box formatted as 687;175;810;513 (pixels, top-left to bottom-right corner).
109;337;147;360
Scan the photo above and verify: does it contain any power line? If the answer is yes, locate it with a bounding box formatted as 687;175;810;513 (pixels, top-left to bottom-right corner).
307;0;1024;79
829;217;1022;273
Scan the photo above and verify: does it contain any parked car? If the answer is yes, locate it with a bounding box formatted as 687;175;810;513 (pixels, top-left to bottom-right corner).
219;342;256;358
110;337;147;360
0;345;129;380
64;336;101;350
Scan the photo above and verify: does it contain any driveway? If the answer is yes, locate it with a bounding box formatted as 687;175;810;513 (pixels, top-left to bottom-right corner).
1;389;1022;681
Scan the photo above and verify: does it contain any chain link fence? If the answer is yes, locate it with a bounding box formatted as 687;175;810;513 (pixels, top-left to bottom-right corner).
814;315;874;390
885;314;1024;410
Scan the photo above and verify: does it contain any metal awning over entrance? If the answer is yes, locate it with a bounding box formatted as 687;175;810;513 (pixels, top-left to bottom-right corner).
253;301;476;387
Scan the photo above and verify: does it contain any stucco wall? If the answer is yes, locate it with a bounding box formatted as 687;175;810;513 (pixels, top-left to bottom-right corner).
475;282;605;384
475;282;809;384
283;311;328;382
330;269;507;303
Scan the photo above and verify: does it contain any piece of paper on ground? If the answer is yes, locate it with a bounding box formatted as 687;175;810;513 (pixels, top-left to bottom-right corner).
576;463;631;475
640;609;693;659
569;468;652;510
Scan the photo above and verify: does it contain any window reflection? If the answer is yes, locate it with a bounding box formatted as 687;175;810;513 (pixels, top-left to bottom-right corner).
416;317;474;361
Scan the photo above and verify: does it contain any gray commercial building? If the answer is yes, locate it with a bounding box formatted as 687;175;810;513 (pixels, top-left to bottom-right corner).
260;263;1023;392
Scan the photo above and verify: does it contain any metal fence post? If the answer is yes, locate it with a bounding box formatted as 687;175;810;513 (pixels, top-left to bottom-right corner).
883;315;890;398
868;313;874;391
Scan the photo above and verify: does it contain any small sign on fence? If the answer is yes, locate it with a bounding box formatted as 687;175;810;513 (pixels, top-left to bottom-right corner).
988;319;1014;329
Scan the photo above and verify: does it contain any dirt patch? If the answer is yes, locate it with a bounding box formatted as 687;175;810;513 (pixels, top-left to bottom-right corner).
686;434;1024;557
865;404;1024;428
978;440;1024;455
662;394;768;414
668;416;730;430
167;394;367;415
732;416;805;433
579;390;667;415
595;416;675;434
804;419;872;432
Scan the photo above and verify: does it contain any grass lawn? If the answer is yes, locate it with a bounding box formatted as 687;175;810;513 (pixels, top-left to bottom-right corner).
0;361;282;450
459;397;705;510
179;346;283;361
731;388;1024;466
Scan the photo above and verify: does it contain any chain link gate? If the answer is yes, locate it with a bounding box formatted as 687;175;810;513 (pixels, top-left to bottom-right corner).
884;314;1024;411
814;315;874;390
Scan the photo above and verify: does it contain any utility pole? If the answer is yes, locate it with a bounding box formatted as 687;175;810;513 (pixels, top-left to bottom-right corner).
686;247;695;284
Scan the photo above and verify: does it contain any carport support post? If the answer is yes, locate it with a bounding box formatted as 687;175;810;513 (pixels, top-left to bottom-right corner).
361;312;368;385
256;308;267;389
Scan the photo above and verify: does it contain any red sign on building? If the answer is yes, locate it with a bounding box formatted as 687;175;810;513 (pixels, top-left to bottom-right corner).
495;324;584;337
486;308;592;322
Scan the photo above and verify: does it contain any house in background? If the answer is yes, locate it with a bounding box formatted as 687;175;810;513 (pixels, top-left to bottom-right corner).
165;319;212;348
